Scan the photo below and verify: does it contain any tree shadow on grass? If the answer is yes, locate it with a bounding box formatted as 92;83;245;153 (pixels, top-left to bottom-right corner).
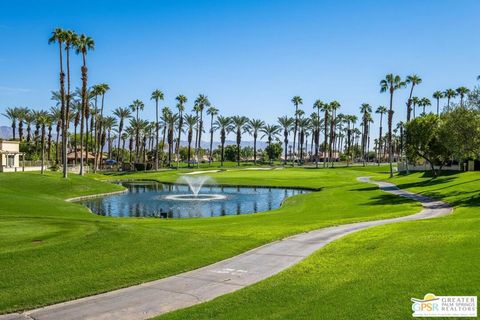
357;193;418;206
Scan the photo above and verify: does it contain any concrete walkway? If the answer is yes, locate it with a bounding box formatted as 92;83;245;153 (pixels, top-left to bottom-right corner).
1;177;452;320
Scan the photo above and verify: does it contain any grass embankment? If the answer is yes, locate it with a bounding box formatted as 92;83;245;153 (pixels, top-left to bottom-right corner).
0;166;419;313
158;171;480;320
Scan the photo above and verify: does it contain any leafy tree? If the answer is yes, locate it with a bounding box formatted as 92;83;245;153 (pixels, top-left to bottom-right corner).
405;114;450;177
439;106;480;162
264;142;283;161
224;145;238;162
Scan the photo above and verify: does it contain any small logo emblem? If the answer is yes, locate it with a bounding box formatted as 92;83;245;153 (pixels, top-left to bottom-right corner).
411;293;477;317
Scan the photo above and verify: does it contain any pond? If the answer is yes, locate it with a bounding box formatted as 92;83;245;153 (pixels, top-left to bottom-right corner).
80;181;310;218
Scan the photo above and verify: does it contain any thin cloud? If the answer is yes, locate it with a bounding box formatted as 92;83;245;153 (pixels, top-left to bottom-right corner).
0;86;32;94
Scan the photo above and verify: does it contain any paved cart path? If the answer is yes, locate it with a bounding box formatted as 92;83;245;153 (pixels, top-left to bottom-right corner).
1;177;452;320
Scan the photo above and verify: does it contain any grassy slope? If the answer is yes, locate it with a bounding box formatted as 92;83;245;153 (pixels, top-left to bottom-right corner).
0;166;419;313
158;170;480;320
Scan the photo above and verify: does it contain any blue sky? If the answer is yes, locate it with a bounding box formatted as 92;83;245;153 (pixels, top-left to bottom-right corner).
1;0;479;140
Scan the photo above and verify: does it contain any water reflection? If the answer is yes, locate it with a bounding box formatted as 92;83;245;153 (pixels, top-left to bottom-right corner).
81;181;310;218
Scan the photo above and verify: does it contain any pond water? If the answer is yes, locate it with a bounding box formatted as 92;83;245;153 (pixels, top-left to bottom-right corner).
81;181;310;218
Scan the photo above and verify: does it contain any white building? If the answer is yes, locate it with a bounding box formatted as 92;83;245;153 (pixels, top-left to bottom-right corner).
0;140;24;172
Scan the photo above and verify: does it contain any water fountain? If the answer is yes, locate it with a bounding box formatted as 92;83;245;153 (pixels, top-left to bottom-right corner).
164;175;227;201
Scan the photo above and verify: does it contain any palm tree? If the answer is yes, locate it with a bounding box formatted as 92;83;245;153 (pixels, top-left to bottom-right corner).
194;94;210;167
419;97;431;115
261;124;281;164
49;28;68;177
313;100;324;166
175;95;188;168
150;89;164;170
34;111;50;174
206;105;219;164
277;116;294;165
213;116;232;166
113;107;131;162
432;91;444;115
360;103;372;166
93;83;110;171
2;107;19;140
375;106;387;165
129;99;145;162
298;117;311;163
444;89;457;108
15;107;29;141
74;33;94;175
247;118;265;165
230;116;249;166
24;109;34;143
184;114;198;167
405;75;422;122
291;96;303;165
380;73;406;177
102;117;117;160
166;112;179;166
328;101;341;167
411;96;420;118
320;102;331;167
456;86;470;107
344;114;357;166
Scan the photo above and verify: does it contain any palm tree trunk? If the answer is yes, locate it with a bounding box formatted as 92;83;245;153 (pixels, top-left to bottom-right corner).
176;111;183;169
253;134;257;165
388;91;394;178
41;125;46;175
209;114;214;165
292;105;298;166
155;99;159;170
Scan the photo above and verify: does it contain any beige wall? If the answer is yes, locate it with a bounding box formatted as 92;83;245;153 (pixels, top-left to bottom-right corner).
0;141;20;152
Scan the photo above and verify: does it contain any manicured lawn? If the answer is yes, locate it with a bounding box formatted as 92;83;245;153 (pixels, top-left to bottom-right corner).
0;166;419;313
157;170;480;320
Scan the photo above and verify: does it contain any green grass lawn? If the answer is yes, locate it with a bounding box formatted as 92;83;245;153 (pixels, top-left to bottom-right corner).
157;170;480;320
0;166;419;313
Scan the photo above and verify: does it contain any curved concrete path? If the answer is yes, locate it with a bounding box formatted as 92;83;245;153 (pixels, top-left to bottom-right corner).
1;177;452;320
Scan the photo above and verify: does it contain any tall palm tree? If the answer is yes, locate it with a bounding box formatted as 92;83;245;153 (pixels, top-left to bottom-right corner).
102;117;117;160
129;99;145;162
2;107;19;140
291;96;303;165
166;112;179;166
113;107;131;162
193;94;210;168
261;124;281;164
277;116;294;166
175;95;188;168
93;83;110;171
298;117;311;163
380;73;406;178
150;89;164;170
206;105;219;164
375;106;387;165
16;107;29;141
74;33;94;175
213;116;232;166
230;116;249;166
34;111;50;174
411;96;420;118
456;86;470;107
246;118;265;165
313;100;324;166
419;97;431;114
405;75;422;122
328;101;341;167
320;102;331;167
49;28;68;177
360;103;372;166
432;91;444;115
23;110;33;143
444;89;457;108
184;114;198;167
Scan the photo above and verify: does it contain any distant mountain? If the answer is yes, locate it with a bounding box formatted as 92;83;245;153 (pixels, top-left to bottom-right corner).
0;126;12;139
